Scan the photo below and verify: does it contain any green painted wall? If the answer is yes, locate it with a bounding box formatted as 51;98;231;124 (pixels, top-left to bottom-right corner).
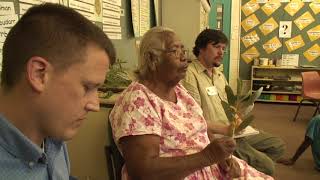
209;0;232;80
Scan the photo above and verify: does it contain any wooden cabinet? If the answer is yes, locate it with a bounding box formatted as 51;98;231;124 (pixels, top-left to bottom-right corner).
251;66;320;103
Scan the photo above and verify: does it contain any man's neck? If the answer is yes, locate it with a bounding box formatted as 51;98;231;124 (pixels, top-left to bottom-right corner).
0;89;44;147
198;57;213;76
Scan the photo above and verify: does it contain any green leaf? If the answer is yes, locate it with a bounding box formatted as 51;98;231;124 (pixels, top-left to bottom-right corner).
221;101;236;123
235;115;254;134
225;85;236;106
248;87;263;105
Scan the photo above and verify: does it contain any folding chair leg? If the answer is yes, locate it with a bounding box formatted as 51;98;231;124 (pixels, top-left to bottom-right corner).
293;99;305;121
312;103;320;117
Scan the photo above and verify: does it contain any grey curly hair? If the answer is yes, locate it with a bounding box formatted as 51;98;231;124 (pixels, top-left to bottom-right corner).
135;26;175;80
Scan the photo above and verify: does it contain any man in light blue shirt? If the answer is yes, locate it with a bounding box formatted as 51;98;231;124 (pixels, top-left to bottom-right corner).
0;3;115;179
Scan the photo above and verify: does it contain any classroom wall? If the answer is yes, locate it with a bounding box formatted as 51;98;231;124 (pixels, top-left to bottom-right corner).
162;0;206;57
67;108;112;180
239;0;320;80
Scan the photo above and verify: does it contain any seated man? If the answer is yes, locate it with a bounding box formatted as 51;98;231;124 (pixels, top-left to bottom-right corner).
109;26;273;179
181;29;285;176
0;3;115;179
278;115;320;171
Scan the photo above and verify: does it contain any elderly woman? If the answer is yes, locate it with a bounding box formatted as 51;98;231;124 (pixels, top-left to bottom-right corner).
109;27;272;180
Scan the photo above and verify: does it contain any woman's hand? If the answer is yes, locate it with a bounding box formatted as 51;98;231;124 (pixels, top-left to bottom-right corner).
218;158;241;178
202;137;236;164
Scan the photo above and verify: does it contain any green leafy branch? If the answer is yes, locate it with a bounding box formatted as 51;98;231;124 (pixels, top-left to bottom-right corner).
100;59;132;98
222;79;263;137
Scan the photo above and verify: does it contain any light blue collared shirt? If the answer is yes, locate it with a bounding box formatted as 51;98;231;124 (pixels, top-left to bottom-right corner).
0;114;70;180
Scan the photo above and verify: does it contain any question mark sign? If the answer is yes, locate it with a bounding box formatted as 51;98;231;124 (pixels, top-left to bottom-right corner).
282;25;288;35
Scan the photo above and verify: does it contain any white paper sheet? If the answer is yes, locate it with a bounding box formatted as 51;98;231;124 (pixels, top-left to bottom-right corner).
0;2;15;16
0;15;18;28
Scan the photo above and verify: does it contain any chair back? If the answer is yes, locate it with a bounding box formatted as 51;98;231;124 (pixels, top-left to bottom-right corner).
301;71;320;97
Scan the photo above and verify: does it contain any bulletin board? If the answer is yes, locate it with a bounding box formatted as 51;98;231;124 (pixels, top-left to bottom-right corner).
239;0;320;80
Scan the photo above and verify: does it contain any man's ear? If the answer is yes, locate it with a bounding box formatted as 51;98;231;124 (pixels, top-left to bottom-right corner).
26;56;51;93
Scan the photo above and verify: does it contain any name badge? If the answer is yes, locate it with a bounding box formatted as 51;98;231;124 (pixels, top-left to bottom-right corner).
206;86;218;96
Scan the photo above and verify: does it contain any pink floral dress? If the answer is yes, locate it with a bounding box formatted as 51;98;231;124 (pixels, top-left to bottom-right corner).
109;82;273;180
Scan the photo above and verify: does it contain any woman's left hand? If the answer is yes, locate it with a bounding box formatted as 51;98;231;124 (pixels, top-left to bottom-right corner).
218;158;241;178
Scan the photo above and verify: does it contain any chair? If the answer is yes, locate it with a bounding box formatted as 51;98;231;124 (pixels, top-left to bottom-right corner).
105;120;124;180
293;71;320;121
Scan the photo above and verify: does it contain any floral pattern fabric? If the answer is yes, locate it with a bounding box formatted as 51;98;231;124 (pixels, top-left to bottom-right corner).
109;81;273;180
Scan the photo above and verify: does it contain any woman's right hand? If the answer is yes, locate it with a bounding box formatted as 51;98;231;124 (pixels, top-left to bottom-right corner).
202;137;236;164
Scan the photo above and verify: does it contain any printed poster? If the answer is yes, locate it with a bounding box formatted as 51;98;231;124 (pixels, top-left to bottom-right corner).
242;0;260;16
307;25;320;41
263;36;282;54
0;15;18;28
282;54;299;66
102;0;122;40
285;35;305;52
241;14;260;32
279;21;292;38
0;2;15;15
294;11;315;30
304;44;320;62
241;30;260;48
259;17;278;35
284;0;304;16
241;46;260;64
310;0;320;14
261;1;281;16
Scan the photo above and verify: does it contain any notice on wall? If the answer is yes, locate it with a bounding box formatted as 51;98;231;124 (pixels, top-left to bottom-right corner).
241;0;260;17
241;46;260;64
294;11;315;30
263;36;282;54
284;0;304;16
261;1;281;16
102;0;122;39
282;54;299;67
68;0;103;22
241;14;260;32
307;25;320;41
279;21;292;38
19;0;60;15
259;17;278;35
131;0;150;37
0;14;18;29
139;0;150;37
0;1;17;72
0;27;9;43
309;1;320;14
131;0;139;37
304;44;320;62
0;2;15;15
285;35;305;52
241;30;260;48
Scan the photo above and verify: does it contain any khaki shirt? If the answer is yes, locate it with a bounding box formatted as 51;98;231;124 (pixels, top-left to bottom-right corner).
181;60;230;125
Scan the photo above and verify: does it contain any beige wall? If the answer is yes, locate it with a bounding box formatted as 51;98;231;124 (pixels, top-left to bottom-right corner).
68;108;112;180
162;0;206;56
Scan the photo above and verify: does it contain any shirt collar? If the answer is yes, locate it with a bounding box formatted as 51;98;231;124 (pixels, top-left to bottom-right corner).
192;60;222;77
0;114;44;163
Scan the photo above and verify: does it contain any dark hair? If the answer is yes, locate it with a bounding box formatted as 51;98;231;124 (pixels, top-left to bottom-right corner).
193;29;228;57
1;3;115;90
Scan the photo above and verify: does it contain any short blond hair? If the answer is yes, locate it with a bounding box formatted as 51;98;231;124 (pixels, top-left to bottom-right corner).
135;26;175;80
